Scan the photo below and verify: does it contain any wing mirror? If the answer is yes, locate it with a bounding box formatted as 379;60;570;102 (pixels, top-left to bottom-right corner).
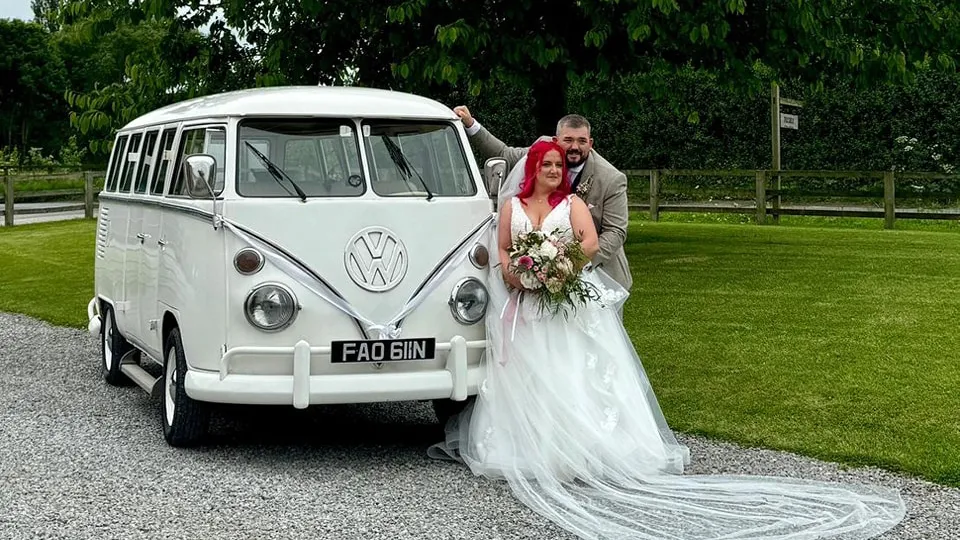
184;154;217;199
483;157;507;198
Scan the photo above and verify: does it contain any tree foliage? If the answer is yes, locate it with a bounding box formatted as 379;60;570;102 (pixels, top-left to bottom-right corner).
0;19;68;160
58;0;258;157
151;0;960;134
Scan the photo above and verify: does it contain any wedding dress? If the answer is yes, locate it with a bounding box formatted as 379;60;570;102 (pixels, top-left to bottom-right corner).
427;158;905;539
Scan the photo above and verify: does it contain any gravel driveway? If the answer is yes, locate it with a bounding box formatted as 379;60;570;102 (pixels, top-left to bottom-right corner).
1;312;957;539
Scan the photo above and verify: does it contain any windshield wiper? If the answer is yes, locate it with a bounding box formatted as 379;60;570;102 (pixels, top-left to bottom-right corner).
244;141;307;202
380;135;433;200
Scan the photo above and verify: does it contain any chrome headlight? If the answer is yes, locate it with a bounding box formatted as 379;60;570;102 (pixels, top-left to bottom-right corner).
244;283;299;331
448;277;488;324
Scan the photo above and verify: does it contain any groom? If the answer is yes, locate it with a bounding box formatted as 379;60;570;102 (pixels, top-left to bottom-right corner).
454;106;633;295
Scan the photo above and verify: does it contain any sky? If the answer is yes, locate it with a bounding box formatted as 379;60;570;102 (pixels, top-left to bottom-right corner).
0;0;34;21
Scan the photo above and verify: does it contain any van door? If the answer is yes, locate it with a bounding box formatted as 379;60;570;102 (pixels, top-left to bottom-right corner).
131;127;167;357
155;124;228;357
116;131;144;336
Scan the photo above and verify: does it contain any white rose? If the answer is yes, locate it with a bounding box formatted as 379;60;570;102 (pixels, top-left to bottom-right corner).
520;272;542;290
539;241;559;260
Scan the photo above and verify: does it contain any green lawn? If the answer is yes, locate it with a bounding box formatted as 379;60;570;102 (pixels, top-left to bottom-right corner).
0;219;96;328
623;215;960;486
2;215;959;486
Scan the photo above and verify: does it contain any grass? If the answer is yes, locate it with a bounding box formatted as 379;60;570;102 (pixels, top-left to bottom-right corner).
2;214;960;486
0;219;96;328
622;215;960;487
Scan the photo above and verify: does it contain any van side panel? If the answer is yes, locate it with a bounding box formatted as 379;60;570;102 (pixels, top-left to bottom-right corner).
95;134;131;330
156;202;227;371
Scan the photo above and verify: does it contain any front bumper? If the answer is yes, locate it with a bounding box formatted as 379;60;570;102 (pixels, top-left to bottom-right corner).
184;336;486;408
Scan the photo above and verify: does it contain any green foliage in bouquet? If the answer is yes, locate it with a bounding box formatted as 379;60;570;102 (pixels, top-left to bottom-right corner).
506;227;602;319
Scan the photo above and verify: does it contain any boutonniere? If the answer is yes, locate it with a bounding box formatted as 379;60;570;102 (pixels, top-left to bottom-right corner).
575;176;594;197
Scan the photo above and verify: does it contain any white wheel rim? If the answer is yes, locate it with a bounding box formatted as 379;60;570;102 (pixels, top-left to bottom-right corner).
103;316;113;371
164;348;176;426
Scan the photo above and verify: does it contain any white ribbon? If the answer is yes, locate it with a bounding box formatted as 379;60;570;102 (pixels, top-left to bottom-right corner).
220;215;495;340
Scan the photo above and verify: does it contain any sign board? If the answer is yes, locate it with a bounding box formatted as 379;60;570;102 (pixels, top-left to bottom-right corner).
780;113;798;130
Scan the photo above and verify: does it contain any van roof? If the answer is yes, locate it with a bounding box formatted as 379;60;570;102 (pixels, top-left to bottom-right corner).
121;86;458;130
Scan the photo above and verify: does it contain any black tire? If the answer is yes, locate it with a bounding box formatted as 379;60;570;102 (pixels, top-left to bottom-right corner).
432;395;475;426
161;327;210;447
100;305;132;386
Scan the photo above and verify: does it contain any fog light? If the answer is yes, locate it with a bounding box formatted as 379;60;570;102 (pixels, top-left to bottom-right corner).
235;248;264;275
469;244;489;268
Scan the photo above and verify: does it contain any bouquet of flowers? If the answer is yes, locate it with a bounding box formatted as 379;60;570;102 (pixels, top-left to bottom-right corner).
504;227;602;318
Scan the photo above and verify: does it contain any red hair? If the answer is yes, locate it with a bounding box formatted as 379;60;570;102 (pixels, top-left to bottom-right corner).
516;140;570;207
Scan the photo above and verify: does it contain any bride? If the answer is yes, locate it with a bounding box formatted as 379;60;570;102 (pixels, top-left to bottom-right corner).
427;140;906;539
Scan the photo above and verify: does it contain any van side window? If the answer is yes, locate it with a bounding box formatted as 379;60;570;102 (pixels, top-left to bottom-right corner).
118;132;143;193
170;126;226;197
151;128;177;196
134;130;159;194
105;134;128;192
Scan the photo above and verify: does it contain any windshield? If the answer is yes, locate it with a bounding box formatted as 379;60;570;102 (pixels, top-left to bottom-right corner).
363;121;477;197
236;118;365;197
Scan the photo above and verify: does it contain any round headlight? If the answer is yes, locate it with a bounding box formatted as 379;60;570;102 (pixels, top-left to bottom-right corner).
448;277;488;324
244;283;299;331
469;244;489;268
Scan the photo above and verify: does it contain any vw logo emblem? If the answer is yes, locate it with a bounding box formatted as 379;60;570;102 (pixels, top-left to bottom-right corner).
344;226;408;292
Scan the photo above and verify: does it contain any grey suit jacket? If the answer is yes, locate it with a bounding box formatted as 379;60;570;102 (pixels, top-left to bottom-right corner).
470;125;633;292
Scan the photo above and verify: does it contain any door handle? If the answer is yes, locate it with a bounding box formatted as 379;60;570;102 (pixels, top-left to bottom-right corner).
136;232;151;243
157;239;167;247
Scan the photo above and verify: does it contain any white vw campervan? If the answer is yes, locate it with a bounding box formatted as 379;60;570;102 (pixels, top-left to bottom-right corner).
86;86;508;446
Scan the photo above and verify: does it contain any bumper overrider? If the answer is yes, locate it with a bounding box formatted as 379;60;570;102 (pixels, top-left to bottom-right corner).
186;336;487;408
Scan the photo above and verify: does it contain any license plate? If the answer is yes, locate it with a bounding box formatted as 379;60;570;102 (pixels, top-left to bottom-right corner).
330;338;436;363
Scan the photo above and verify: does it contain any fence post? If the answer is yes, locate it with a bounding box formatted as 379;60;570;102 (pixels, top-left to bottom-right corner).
3;168;12;227
84;171;94;219
772;172;781;224
649;170;660;221
883;171;895;229
755;170;767;224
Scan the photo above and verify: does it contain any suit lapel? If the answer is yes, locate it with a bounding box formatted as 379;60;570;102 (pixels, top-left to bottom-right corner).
575;155;600;208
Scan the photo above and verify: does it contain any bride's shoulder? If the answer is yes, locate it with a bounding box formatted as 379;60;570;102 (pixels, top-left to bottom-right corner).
567;194;587;209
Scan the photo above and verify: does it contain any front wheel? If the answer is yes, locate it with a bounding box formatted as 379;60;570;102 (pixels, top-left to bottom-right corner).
161;327;210;447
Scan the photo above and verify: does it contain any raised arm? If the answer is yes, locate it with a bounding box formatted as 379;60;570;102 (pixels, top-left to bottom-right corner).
454;105;528;171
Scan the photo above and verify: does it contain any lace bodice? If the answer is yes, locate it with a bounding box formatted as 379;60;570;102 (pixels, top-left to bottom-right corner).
509;195;574;241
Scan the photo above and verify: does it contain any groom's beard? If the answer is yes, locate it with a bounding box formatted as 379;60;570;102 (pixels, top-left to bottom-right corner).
566;150;588;169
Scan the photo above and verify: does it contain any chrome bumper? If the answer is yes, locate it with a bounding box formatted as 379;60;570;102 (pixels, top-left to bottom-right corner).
184;336;486;408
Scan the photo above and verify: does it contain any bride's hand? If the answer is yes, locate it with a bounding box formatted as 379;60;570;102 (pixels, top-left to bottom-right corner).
502;268;525;290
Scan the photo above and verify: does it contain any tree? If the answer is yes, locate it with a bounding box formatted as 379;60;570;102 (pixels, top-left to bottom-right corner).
31;0;62;32
149;0;960;136
59;0;259;158
0;19;68;160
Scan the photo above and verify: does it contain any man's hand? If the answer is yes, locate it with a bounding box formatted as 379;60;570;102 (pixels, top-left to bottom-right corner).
453;105;474;128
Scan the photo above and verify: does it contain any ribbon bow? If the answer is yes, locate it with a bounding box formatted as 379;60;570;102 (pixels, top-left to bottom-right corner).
367;324;402;340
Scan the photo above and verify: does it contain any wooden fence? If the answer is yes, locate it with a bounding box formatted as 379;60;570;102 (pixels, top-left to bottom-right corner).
0;167;107;226
3;166;959;229
625;169;960;229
